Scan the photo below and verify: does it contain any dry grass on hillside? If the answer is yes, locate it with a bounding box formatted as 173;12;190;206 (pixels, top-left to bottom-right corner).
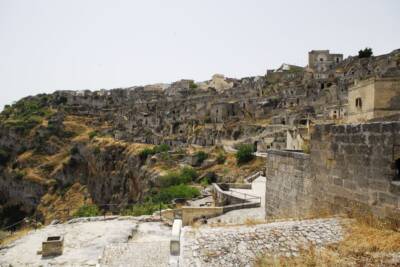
0;227;33;246
37;182;92;224
255;220;400;267
208;153;264;183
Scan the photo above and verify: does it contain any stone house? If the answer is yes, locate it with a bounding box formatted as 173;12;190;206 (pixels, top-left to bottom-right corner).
308;50;343;73
210;101;241;123
347;77;400;122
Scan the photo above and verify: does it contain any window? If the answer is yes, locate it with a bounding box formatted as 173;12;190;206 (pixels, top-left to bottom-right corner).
319;58;324;62
394;159;400;181
355;97;362;109
336;57;340;63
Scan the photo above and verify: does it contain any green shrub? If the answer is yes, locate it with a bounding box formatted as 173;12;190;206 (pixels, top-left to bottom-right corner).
159;171;182;187
153;144;170;153
88;131;98;139
358;48;373;58
73;204;101;217
121;202;168;216
13;169;26;180
235;144;254;165
189;81;198;89
160;151;171;161
216;153;227;164
153;184;200;203
139;148;154;161
1;96;53;134
180;167;198;182
138;144;170;161
202;172;218;184
195;151;208;164
159;167;198;187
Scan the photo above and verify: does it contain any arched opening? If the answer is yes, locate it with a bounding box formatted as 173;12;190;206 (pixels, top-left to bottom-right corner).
253;141;258;152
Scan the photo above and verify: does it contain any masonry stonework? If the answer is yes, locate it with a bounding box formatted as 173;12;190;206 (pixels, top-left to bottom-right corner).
266;121;400;224
265;150;313;218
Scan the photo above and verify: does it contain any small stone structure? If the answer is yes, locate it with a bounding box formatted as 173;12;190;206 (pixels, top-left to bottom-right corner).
42;236;64;257
170;219;182;256
308;50;343;73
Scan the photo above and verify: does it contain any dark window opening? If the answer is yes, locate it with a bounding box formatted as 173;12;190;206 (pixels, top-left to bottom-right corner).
355;97;362;109
299;119;308;125
281;119;286;125
319;58;324;62
394;159;400;181
320;83;325;89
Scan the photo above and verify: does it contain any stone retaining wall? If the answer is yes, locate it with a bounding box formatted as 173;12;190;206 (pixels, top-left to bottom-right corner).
212;183;249;206
265;150;313;218
265;121;400;225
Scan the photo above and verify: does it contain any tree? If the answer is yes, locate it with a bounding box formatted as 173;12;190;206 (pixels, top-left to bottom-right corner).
235;144;254;165
358;48;373;58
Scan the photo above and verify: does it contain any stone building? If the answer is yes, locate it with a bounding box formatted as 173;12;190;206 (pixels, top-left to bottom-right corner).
308;50;343;73
347;77;400;122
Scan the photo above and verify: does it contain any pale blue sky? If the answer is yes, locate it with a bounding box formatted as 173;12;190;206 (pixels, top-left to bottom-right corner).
0;0;399;109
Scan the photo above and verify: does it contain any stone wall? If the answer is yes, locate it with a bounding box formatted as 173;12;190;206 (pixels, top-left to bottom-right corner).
181;207;223;225
265;150;313;218
311;122;400;223
265;121;400;224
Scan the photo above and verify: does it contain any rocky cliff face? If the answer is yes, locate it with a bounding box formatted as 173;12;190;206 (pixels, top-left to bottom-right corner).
0;49;399;227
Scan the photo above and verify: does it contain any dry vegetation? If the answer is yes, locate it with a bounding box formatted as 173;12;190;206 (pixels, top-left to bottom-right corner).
0;227;34;246
255;218;400;267
37;182;92;224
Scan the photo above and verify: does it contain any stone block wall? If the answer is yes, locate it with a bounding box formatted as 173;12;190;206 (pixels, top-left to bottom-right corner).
265;150;313;218
265;121;400;224
311;122;400;222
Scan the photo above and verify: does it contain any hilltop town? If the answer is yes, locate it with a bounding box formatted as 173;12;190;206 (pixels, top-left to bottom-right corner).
1;48;400;266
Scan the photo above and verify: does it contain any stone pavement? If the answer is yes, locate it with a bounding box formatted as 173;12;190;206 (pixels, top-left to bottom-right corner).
101;241;170;267
100;222;172;267
181;218;344;267
0;217;138;266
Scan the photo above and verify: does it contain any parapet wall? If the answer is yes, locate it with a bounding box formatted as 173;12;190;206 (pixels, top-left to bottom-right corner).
265;150;313;218
265;121;400;224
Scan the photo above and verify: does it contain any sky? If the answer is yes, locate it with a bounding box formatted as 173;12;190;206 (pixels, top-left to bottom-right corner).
0;0;399;110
